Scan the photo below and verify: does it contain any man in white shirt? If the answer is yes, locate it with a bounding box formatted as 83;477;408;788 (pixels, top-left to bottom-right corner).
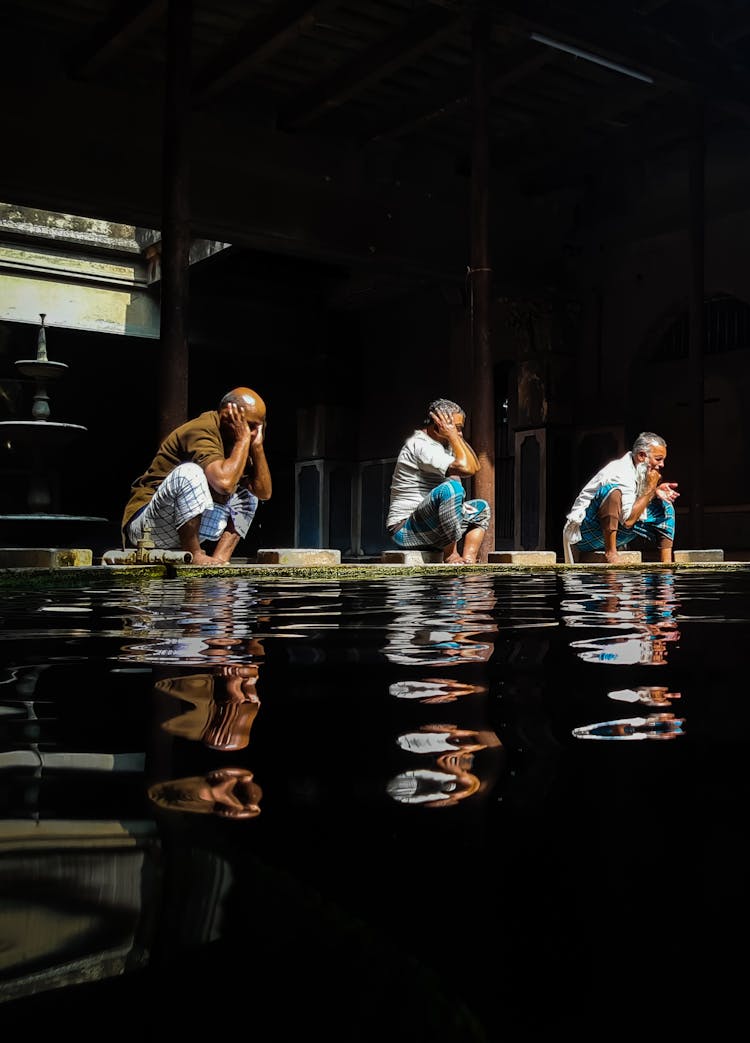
386;398;490;563
562;431;679;564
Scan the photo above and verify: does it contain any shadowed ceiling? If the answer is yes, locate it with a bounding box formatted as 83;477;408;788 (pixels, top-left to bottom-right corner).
3;1;750;297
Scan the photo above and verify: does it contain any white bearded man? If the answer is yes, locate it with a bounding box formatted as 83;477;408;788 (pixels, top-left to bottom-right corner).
562;431;679;565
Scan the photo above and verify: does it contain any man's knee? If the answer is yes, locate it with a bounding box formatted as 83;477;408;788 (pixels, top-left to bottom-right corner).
173;461;206;487
597;488;621;532
467;499;491;530
435;477;465;502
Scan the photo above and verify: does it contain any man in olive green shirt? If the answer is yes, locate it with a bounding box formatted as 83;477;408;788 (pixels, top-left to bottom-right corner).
122;387;272;565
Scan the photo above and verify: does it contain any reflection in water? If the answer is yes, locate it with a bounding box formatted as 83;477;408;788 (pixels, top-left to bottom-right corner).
395;723;501;755
563;570;681;665
388;677;488;703
388;723;503;808
382;575;498;664
148;767;262;818
378;578;502;808
118;633;266;666
572;713;685;741
608;685;682;708
155;666;261;751
561;569;680;626
570;629;678;665
562;571;685;740
151;662;264;815
1;568;749;1037
386;763;479;805
116;578;271;665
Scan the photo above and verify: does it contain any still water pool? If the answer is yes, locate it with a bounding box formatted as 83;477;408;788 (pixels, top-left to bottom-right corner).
1;567;749;1040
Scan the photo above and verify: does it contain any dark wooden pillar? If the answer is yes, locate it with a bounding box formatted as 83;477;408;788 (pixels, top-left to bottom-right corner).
158;0;192;441
688;97;705;547
469;9;495;557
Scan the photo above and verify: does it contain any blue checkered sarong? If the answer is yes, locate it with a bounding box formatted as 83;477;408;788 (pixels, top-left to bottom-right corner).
389;477;490;549
577;481;675;551
126;462;258;549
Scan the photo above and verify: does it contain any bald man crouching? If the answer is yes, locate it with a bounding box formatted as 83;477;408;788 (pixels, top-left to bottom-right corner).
121;387;272;565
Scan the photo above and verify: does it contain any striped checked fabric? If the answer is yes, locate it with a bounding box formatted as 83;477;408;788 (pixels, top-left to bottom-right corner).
576;481;675;551
388;477;490;550
126;462;258;548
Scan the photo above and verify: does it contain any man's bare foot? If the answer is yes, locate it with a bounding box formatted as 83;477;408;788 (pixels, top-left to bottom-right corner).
461;555;478;564
189;551;227;566
443;552;464;563
604;550;620;564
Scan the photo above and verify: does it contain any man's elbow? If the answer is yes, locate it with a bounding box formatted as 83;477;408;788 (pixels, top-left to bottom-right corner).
253;481;272;502
211;477;236;496
448;461;479;478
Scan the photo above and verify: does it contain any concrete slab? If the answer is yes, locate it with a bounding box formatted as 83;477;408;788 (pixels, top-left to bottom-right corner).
577;550;642;564
0;547;93;568
256;548;342;565
674;549;724;562
381;550;443;564
488;551;557;565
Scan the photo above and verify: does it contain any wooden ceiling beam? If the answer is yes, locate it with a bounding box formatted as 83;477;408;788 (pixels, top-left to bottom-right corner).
366;41;549;144
280;4;464;129
69;0;167;79
193;0;339;105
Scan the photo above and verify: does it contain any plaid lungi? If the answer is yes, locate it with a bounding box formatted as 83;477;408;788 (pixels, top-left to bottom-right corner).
127;462;258;548
576;481;675;551
389;477;490;550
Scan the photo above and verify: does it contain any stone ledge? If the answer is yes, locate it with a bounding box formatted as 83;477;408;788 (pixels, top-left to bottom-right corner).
0;547;93;568
381;550;443;564
674;549;724;562
256;548;341;565
488;551;557;565
577;550;642;564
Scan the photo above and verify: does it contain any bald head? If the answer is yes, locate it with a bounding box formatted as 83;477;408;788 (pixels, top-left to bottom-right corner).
219;387;266;424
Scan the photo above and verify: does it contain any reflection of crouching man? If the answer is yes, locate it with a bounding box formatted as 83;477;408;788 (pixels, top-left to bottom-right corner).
121;387;272;566
149;768;262;819
155;666;261;751
386;398;490;564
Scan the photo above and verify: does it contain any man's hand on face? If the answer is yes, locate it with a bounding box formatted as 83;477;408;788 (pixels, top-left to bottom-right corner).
637;448;668;495
645;466;661;493
249;419;265;446
429;409;461;442
223;402;251;441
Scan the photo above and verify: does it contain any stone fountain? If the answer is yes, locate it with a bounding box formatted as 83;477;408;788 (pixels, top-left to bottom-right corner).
0;314;107;562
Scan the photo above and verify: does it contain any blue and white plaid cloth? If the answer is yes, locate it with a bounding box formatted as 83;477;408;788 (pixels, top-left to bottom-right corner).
126;462;258;548
575;481;675;551
388;477;490;549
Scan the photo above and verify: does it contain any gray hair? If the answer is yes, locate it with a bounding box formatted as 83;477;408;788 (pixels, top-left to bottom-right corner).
423;398;464;425
631;431;666;455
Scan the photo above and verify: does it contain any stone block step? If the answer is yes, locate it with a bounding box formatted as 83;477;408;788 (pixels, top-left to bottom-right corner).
380;550;443;564
0;547;93;568
577;550;642;564
488;551;557;565
674;548;724;562
256;548;341;565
